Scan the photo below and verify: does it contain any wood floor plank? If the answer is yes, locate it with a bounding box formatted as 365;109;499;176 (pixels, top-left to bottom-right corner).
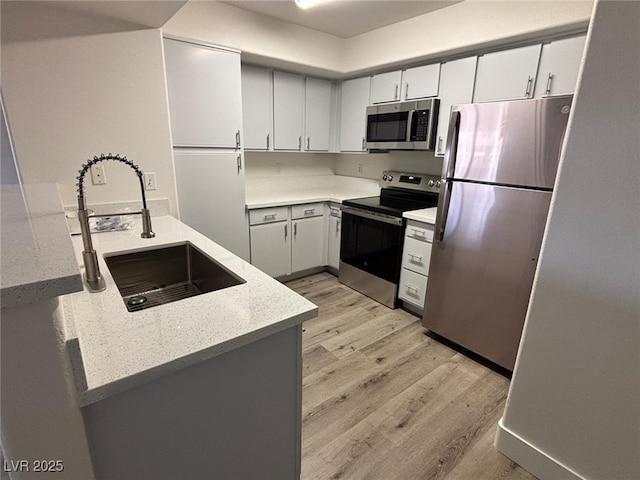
286;273;537;480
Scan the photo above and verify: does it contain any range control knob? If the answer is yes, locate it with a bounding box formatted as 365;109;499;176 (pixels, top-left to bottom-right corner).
435;180;442;188
427;180;435;187
382;174;388;181
388;175;393;181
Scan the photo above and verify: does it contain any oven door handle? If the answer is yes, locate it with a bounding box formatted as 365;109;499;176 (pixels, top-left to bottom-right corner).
341;206;403;226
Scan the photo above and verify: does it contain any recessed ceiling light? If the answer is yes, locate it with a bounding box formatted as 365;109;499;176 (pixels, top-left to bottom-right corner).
294;0;323;10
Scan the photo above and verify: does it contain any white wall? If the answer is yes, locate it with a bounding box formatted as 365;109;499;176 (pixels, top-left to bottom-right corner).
335;151;443;180
163;1;592;78
344;0;593;75
495;2;640;479
162;1;344;78
0;2;177;214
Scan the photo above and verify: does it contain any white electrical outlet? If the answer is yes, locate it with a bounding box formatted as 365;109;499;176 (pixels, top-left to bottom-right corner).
91;165;107;185
357;164;363;175
144;172;157;191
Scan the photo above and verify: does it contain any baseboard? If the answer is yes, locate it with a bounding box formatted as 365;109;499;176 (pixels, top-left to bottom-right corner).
495;418;585;480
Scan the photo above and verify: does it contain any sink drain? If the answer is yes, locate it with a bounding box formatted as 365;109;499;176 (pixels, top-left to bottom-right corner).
127;295;148;307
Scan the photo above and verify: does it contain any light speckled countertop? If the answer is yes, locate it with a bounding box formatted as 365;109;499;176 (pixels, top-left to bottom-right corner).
64;215;318;406
1;184;83;308
245;175;381;209
403;207;438;224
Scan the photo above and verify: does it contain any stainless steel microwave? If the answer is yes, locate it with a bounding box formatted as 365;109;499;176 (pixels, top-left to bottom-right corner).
365;98;439;150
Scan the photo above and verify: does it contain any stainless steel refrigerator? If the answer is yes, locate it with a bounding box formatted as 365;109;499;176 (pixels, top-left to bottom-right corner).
423;96;573;371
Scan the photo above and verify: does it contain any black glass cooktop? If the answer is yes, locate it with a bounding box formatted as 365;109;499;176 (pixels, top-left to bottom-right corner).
342;189;438;217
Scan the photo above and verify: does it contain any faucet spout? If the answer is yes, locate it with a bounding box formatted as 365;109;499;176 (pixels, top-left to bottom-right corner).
76;153;155;292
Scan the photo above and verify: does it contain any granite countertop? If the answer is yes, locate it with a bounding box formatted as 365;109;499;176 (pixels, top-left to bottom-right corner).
403;207;438;224
1;184;83;308
65;215;317;406
245;175;380;209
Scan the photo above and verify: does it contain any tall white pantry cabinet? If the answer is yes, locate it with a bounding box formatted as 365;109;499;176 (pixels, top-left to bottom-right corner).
163;37;250;261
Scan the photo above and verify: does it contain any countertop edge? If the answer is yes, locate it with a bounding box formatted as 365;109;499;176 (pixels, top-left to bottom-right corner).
77;306;318;407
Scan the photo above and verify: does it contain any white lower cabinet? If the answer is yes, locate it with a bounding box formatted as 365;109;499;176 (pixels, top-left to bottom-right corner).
399;220;435;311
250;203;326;278
327;205;341;270
249;219;291;278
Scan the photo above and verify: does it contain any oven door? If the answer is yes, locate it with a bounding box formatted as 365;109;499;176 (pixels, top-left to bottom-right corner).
340;206;405;285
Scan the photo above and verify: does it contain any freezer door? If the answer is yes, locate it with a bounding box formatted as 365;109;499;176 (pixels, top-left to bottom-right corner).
423;181;552;371
444;96;572;189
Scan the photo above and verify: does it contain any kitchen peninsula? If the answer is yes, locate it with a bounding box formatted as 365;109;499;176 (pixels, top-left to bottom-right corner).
1;183;318;479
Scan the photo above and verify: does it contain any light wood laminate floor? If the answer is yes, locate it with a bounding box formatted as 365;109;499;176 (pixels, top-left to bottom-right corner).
287;272;537;480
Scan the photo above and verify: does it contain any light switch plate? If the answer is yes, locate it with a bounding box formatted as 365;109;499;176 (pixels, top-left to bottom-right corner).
144;172;157;191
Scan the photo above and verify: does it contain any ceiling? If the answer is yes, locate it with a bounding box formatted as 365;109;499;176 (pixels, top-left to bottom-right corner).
219;0;463;38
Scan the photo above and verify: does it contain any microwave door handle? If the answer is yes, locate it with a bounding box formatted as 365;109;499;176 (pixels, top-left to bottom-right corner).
406;109;416;142
443;110;461;179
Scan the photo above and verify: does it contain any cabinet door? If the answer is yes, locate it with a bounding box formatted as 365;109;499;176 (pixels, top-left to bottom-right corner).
250;221;291;278
370;70;402;104
173;151;249;261
401;63;441;101
241;65;273;150
339;77;370;152
434;56;477;156
164;38;242;148
273;71;304;150
533;35;586;98
291;216;325;273
473;44;542;102
327;214;341;270
304;77;332;152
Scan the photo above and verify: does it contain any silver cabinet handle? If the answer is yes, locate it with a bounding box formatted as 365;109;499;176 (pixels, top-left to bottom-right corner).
266;133;270;150
264;213;277;221
405;284;419;294
336;219;340;233
545;73;554;96
405;83;409;100
411;228;426;238
525;76;533;97
307;137;310;151
362;137;366;151
408;253;423;262
304;208;315;215
235;130;241;148
437;137;443;154
394;84;399;100
298;136;302;151
237;154;242;173
284;224;288;239
293;222;297;237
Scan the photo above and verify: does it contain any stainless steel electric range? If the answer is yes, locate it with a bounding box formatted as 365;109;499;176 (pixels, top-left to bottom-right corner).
339;171;440;308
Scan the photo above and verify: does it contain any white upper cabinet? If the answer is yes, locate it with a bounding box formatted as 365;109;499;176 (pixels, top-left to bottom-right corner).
339;76;371;152
273;71;305;151
304;77;332;152
401;63;441;101
164;38;242;148
473;44;542;102
370;70;403;104
434;56;477;157
241;65;273;150
533;35;587;98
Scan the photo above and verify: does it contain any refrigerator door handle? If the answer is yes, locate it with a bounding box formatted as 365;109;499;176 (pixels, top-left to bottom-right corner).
435;180;453;242
443;111;461;179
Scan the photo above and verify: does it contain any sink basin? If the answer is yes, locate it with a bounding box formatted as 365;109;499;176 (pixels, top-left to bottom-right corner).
104;242;245;312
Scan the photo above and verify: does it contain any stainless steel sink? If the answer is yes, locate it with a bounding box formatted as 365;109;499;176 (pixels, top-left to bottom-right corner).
104;242;245;312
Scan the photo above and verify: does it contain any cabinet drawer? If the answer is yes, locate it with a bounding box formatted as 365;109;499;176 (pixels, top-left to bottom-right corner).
401;236;432;276
291;202;324;219
249;206;288;225
405;220;434;242
398;268;428;309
